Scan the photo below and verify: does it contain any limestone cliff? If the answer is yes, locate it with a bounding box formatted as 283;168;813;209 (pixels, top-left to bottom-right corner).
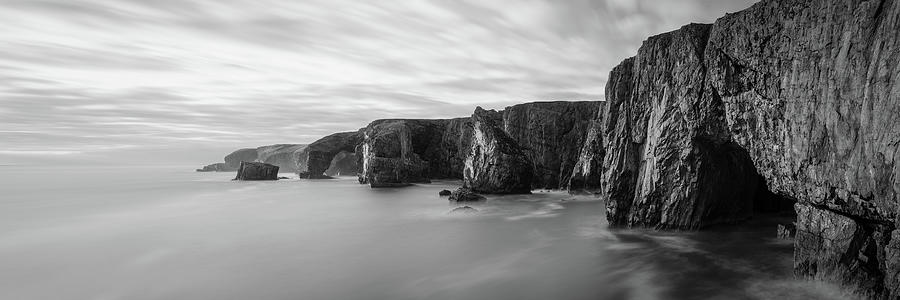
594;0;900;296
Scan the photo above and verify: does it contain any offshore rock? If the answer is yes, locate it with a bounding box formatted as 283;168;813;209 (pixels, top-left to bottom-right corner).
463;107;533;194
449;187;486;202
234;161;279;181
358;118;473;187
502;101;602;190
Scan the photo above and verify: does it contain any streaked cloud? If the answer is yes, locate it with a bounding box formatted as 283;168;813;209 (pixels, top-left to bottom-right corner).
0;0;757;164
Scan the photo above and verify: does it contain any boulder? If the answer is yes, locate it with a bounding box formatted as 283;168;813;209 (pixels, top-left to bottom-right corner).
234;161;279;181
449;187;486;202
439;190;452;196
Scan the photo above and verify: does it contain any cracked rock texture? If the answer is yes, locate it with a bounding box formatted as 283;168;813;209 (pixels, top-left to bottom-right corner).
502;101;602;190
357;118;473;187
301;131;364;179
463;107;534;194
597;0;899;296
234;161;279;181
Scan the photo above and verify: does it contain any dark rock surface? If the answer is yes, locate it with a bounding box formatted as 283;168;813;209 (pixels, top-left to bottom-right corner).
448;206;479;215
449;187;486;202
502;101;601;190
234;162;279;181
224;148;259;170
592;0;900;296
302;131;364;179
439;190;452;196
357;118;473;187
463;108;533;194
568;102;607;193
777;223;796;240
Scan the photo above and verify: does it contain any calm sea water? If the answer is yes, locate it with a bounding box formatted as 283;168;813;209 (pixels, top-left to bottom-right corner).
0;166;855;300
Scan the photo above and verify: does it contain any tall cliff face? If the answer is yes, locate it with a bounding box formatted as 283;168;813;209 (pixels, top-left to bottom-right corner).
703;0;900;297
596;0;899;296
463;107;534;194
601;24;765;229
357;118;473;187
502;101;601;190
302;131;364;178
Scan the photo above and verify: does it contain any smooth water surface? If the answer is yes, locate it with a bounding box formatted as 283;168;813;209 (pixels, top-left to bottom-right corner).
0;166;854;300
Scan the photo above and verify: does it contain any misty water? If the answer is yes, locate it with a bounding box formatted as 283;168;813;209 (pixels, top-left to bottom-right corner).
0;166;855;300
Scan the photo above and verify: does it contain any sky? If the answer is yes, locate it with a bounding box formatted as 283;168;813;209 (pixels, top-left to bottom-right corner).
0;0;757;165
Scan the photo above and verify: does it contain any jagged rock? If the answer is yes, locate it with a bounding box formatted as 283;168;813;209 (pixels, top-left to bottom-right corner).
568;104;607;193
257;144;307;173
591;0;900;295
463;108;534;194
224;148;258;169
502;101;601;190
600;24;764;230
777;223;796;239
196;163;231;172
449;206;478;215
302;131;363;179
439;190;452;196
449;187;486;202
357;118;473;187
234;162;279;181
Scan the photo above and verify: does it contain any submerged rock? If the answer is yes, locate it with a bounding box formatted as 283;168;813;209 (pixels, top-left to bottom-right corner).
234;161;279;181
463;108;533;194
439;190;452;196
449;187;486;202
448;206;478;215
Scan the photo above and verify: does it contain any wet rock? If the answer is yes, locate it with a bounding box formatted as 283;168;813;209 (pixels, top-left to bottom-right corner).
277;176;290;180
234;161;279;181
777;223;796;239
358;118;473;187
463;108;533;194
449;187;486;202
501;101;602;190
439;190;452;196
449;206;478;215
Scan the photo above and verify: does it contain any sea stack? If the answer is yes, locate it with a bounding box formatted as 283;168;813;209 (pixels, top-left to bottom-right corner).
234;161;279;181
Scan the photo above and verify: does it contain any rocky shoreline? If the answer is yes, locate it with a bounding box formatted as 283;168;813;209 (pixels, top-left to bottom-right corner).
202;0;898;296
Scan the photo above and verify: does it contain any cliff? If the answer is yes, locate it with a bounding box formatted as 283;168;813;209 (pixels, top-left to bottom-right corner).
257;144;307;172
502;101;602;190
357;118;473;187
593;0;900;296
302;131;364;179
223;148;258;170
463;107;534;194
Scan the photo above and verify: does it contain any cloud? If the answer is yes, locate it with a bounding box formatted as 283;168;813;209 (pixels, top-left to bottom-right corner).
0;0;758;163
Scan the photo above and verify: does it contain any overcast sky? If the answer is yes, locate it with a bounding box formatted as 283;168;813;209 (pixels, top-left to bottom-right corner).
0;0;756;165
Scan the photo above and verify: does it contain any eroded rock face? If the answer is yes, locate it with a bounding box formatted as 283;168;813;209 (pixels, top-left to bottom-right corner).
502;101;602;190
357;118;473;187
234;161;279;181
600;24;764;230
302;131;364;179
595;0;900;295
463;108;533;194
325;151;358;177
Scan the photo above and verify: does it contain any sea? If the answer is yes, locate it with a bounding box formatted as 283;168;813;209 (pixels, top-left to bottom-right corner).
0;165;857;300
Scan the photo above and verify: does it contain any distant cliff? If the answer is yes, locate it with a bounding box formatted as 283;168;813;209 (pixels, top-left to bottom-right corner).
198;144;306;173
585;0;900;296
